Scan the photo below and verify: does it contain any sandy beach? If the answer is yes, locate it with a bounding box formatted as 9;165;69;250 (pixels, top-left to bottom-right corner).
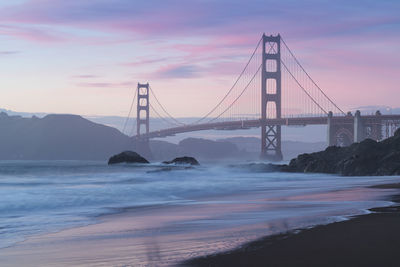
0;181;399;267
184;184;400;267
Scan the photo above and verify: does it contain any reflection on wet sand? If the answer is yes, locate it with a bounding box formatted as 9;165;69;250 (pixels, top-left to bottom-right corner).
0;186;395;266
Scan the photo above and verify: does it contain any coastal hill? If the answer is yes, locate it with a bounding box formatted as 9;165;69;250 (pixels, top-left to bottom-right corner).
0;112;132;160
0;112;327;161
0;112;241;161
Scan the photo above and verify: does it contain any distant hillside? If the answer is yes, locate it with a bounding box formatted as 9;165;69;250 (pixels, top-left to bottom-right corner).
3;107;400;144
281;140;327;160
220;137;327;160
179;138;239;160
0;112;327;161
0;112;133;160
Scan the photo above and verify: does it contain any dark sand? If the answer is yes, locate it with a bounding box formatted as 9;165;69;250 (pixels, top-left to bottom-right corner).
183;184;400;267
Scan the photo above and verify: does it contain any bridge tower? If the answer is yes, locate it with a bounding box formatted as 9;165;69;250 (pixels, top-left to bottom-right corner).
136;82;150;138
261;34;282;161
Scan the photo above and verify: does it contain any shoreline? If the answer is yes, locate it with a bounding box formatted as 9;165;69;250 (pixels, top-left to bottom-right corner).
182;183;400;267
1;181;399;266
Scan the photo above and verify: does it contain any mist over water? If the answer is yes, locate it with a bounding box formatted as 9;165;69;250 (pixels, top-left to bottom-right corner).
0;160;398;252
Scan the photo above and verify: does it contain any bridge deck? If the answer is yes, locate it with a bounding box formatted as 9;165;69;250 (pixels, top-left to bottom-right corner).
134;115;400;139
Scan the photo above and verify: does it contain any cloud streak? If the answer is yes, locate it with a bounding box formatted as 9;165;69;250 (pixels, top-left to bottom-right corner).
0;24;64;43
72;74;101;79
152;64;202;79
76;81;134;88
0;50;20;55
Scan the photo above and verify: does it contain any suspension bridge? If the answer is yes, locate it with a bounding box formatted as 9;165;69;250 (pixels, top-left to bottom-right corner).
123;34;400;161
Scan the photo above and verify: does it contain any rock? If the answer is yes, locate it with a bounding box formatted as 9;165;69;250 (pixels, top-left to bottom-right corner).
395;128;400;137
282;134;400;176
108;151;149;165
163;156;200;166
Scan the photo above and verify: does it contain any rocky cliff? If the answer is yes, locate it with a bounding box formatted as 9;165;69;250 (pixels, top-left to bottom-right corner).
283;129;400;176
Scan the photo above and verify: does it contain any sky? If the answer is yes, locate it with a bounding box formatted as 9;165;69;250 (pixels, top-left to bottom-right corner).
1;0;399;117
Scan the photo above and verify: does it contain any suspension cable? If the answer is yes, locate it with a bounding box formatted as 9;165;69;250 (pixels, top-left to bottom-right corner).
207;64;262;123
281;37;345;115
149;86;184;126
192;36;263;124
122;87;137;134
265;42;328;115
129;120;136;137
205;44;274;122
281;60;328;114
149;103;177;126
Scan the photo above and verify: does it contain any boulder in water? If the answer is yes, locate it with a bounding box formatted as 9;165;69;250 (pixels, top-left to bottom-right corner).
108;151;149;165
163;156;199;166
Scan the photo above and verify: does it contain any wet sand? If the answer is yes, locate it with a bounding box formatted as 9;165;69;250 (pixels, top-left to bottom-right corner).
1;184;398;266
184;184;400;267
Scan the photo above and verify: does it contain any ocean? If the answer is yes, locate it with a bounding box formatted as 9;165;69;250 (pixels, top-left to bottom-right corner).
0;160;398;261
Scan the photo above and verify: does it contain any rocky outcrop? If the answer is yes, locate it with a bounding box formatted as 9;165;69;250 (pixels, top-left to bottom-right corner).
163;156;200;166
282;129;400;176
108;151;149;165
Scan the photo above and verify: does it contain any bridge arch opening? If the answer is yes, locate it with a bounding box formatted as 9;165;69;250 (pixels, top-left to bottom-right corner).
139;87;148;95
266;59;277;73
137;128;147;136
335;128;353;147
266;79;276;94
265;42;278;54
139;109;147;119
140;98;148;106
266;101;277;119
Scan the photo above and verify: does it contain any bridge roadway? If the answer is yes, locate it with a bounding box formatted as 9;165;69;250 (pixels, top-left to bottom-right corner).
135;114;400;139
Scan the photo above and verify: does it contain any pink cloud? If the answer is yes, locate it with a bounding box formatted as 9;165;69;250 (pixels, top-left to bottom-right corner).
72;74;101;79
0;50;20;55
0;24;64;43
76;81;134;88
120;57;172;67
151;64;202;79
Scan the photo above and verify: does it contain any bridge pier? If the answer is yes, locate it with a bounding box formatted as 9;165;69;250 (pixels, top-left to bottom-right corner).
260;34;283;161
135;82;152;158
353;110;383;143
137;82;150;138
327;111;334;146
372;110;383;141
354;110;365;143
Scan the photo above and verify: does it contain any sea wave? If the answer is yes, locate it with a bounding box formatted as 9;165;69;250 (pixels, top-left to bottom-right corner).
0;160;399;249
